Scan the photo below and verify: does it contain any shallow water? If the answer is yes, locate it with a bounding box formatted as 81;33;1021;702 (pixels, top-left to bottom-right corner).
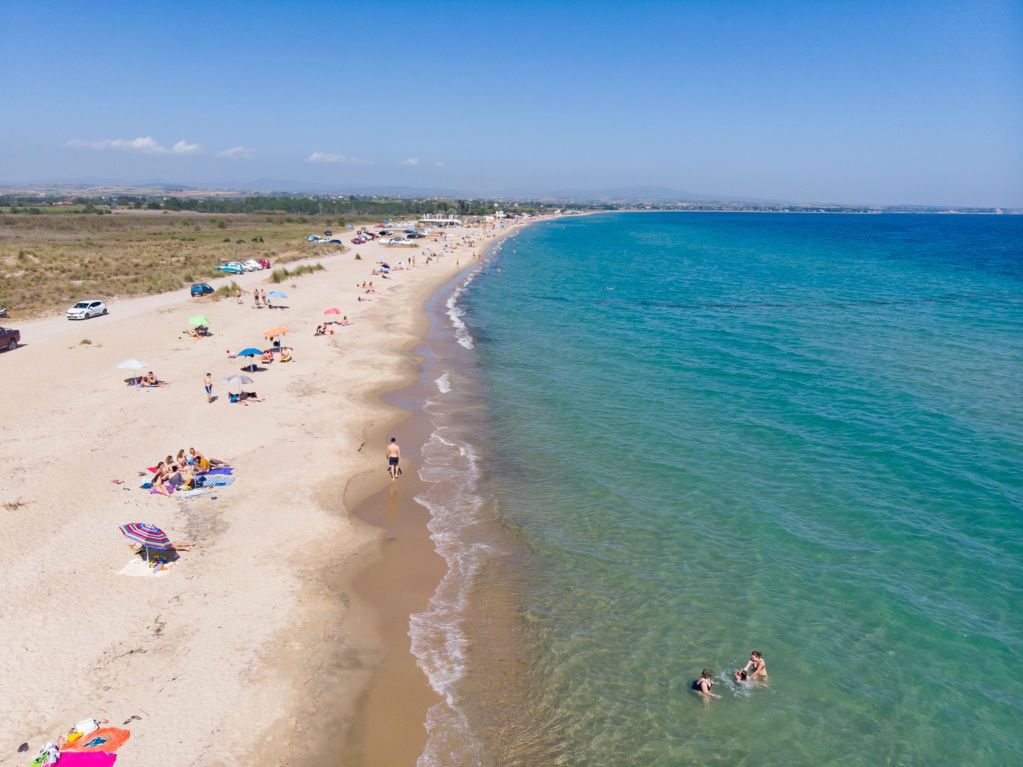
416;213;1023;766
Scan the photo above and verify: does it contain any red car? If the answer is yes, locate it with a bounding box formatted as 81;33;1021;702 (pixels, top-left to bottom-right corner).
352;237;366;244
258;258;271;269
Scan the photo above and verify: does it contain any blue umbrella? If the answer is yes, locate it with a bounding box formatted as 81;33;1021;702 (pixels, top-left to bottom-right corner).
267;291;287;299
237;347;263;357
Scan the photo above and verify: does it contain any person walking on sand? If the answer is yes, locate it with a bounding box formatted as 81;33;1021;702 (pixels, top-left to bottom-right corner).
204;372;213;404
386;437;402;479
735;651;767;682
691;669;720;699
253;288;261;308
236;287;243;305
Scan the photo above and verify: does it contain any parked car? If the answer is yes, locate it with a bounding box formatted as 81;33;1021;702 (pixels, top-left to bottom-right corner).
0;307;8;318
378;230;392;236
217;261;245;274
351;237;366;245
407;232;425;239
388;237;407;244
191;283;215;297
328;238;343;244
67;300;107;320
242;260;262;271
258;258;271;269
0;325;20;351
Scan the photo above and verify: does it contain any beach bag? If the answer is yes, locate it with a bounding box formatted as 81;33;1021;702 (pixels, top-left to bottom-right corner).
74;719;100;737
195;475;207;488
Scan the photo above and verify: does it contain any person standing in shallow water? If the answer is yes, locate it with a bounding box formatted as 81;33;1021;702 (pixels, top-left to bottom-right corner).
735;651;767;681
386;437;401;479
691;668;720;699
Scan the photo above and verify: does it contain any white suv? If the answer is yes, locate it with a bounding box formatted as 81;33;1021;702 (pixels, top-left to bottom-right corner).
67;300;108;320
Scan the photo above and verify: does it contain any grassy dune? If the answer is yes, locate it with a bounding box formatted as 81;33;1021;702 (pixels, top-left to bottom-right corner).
0;211;346;318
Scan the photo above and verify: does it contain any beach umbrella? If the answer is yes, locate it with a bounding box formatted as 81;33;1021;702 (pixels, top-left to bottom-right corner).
267;291;287;299
323;308;341;315
236;347;263;357
119;522;173;564
263;326;288;338
116;358;147;370
224;374;254;385
380;263;391;269
188;315;210;327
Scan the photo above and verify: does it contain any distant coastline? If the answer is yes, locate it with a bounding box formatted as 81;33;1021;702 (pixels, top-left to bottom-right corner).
1;184;1019;216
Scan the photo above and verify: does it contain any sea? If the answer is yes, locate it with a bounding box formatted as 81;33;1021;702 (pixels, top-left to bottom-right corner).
410;212;1023;766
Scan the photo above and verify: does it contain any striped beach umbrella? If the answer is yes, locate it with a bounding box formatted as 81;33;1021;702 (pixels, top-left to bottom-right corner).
119;523;173;564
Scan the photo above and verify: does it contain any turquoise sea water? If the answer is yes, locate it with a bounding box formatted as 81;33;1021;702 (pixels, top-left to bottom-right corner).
415;213;1023;766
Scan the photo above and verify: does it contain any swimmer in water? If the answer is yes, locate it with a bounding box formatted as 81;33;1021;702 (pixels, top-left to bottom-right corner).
691;668;720;699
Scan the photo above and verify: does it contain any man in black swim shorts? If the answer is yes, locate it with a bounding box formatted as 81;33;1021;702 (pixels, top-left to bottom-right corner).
386;437;401;479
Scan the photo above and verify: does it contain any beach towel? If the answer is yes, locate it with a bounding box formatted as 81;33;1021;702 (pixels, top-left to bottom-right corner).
204;467;234;476
55;752;118;766
176;487;211;499
63;728;130;754
200;475;234;488
149;486;175;495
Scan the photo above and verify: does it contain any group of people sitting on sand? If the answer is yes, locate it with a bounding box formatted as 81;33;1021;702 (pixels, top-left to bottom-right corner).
691;651;768;700
150;447;230;496
259;346;292;364
186;325;211;339
133;371;166;387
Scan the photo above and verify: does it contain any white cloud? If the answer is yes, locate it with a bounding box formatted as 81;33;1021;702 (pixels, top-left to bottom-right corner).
307;151;371;165
217;145;255;159
64;136;202;155
171;139;202;155
401;157;420;166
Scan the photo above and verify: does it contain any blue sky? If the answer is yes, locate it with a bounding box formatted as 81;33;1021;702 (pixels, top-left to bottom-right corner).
1;0;1021;206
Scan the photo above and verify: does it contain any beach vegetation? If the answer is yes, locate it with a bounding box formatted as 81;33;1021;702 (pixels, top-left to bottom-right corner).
0;211;337;318
269;263;325;283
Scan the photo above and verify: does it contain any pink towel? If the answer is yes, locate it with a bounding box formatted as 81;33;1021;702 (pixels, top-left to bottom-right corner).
57;752;117;766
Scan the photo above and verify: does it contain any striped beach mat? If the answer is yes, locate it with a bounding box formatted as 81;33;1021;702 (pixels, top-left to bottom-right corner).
201;475;235;488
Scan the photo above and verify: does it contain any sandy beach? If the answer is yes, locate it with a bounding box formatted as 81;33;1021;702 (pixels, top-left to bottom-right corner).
0;220;533;766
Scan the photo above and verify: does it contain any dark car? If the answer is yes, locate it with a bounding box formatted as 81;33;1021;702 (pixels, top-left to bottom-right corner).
191;283;215;297
0;325;20;351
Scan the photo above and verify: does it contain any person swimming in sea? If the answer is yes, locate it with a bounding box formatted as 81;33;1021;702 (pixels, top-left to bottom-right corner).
734;651;767;681
691;668;720;699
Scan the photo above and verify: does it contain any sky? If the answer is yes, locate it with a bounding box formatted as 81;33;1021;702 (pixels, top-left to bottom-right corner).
1;0;1021;206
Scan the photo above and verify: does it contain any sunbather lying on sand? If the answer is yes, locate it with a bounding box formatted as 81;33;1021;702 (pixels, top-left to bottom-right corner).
188;447;229;468
239;391;263;402
280;347;293;362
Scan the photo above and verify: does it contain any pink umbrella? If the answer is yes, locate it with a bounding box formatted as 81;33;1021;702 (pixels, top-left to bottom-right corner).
323;308;341;315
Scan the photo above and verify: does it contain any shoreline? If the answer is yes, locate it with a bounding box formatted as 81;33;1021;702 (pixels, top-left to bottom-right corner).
331;227;527;766
0;220;538;766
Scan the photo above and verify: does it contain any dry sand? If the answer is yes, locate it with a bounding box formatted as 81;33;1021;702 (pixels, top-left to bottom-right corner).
0;221;532;766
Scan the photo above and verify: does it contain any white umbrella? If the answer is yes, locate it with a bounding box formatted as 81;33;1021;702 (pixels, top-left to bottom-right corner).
224;375;254;385
116;358;148;370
